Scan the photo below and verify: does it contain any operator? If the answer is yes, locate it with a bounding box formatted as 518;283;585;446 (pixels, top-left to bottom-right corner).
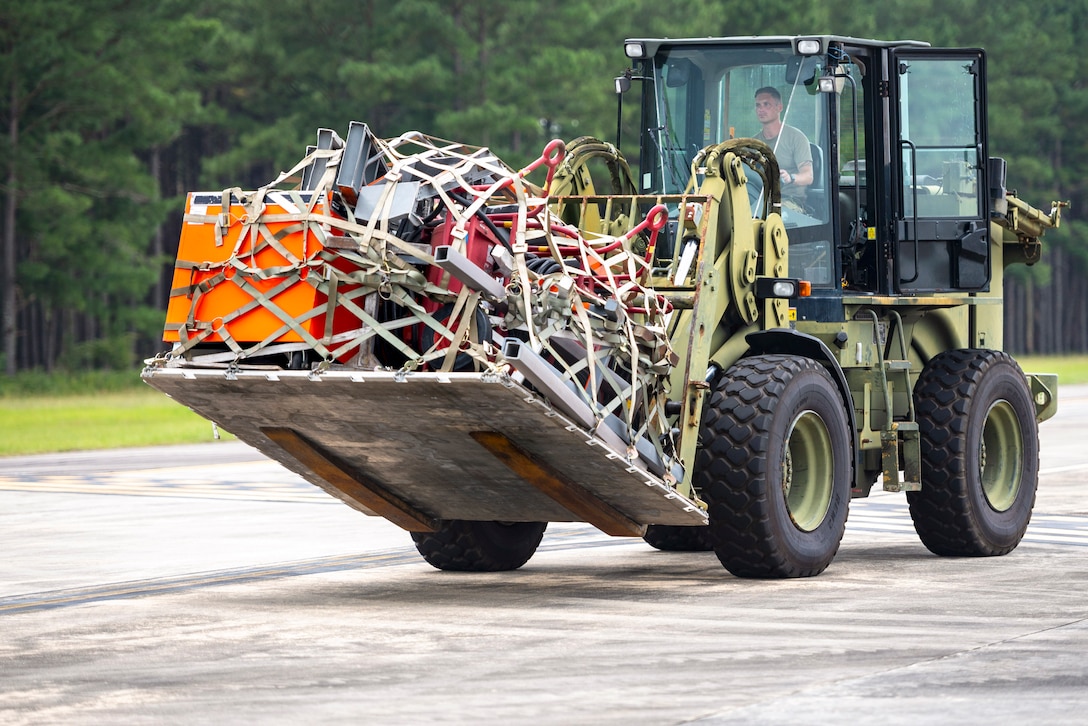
754;86;813;209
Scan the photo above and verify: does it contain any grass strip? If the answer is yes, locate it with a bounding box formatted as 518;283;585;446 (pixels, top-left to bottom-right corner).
1016;355;1088;384
0;388;230;457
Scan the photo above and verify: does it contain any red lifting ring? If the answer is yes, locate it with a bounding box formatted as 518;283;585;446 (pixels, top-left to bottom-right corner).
645;204;669;233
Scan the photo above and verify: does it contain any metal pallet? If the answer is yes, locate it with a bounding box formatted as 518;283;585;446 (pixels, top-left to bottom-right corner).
141;367;707;536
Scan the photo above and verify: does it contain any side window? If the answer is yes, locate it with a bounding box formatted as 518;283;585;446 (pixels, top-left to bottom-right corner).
892;50;988;292
899;59;983;219
655;58;704;193
836;61;869;252
837;63;866;195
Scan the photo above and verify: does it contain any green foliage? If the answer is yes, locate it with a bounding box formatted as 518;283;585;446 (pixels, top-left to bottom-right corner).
2;0;1086;377
1;0;220;374
56;335;138;372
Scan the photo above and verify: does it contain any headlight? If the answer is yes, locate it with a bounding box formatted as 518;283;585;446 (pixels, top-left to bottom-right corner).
754;277;809;299
772;280;797;298
625;42;647;59
796;38;822;56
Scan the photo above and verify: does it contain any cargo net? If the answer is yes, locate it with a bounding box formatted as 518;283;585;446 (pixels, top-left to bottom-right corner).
154;126;681;480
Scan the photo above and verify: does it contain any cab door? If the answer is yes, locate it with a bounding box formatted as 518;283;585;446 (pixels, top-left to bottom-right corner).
890;49;989;293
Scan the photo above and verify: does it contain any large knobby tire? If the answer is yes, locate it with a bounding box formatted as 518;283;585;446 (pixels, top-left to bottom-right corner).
908;349;1038;556
642;524;713;552
697;355;852;578
411;520;547;572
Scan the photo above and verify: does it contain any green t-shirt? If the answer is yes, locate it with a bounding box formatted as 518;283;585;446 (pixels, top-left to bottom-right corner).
758;124;812;203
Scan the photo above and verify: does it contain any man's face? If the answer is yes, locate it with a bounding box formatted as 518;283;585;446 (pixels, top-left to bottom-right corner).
755;93;781;124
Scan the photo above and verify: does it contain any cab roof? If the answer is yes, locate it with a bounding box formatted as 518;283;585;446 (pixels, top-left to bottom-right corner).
624;35;930;59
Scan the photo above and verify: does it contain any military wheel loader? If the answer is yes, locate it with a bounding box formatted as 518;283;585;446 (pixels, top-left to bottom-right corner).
143;35;1064;578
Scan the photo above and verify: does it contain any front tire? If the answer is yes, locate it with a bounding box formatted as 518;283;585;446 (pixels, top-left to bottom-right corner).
908;349;1038;556
411;520;547;572
697;355;852;578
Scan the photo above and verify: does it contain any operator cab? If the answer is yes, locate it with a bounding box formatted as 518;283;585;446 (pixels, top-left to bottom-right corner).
622;36;993;315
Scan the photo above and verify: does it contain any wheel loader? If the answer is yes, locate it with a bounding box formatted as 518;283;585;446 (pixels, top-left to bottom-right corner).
143;35;1064;578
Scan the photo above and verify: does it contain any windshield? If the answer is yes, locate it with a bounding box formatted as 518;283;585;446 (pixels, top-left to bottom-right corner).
646;44;830;225
643;42;836;286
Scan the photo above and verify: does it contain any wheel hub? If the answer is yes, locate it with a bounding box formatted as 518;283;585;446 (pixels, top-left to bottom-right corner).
980;399;1023;512
782;410;834;532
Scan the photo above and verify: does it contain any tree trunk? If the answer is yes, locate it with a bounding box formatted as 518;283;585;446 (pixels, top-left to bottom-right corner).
150;146;165;305
3;73;18;376
1025;276;1035;354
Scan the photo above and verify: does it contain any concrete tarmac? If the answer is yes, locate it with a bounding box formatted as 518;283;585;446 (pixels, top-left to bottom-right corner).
1;387;1087;724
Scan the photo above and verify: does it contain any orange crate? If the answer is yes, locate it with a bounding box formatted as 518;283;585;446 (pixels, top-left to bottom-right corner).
164;191;341;345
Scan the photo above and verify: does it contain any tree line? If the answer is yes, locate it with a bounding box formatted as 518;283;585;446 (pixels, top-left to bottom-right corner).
1;0;1084;374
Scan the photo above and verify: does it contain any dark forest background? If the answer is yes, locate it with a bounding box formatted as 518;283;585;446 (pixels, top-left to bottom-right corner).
2;0;1084;374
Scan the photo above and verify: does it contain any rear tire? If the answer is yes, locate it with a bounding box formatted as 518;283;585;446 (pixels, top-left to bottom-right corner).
411;520;547;572
908;349;1038;556
697;355;852;578
642;524;713;552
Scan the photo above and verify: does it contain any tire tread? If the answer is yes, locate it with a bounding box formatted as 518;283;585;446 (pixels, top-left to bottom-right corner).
697;355;850;578
908;349;1037;556
411;520;547;571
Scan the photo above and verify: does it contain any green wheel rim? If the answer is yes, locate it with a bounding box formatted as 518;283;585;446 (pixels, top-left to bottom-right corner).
980;399;1023;512
783;410;835;532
